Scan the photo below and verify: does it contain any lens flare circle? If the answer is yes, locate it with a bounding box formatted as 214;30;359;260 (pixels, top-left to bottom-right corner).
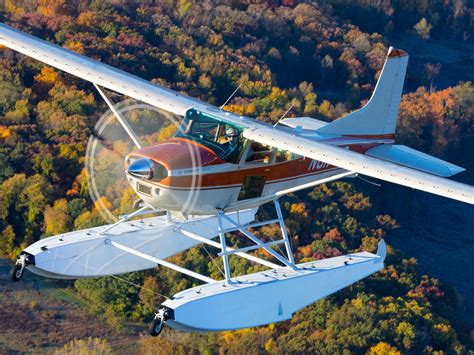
85;100;202;222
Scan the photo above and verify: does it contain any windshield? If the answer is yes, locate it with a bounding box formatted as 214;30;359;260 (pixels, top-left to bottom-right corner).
175;109;245;164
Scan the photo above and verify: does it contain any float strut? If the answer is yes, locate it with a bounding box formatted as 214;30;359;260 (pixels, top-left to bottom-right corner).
217;210;232;284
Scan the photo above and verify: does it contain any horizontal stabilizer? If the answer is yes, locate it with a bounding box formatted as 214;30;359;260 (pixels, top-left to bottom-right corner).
279;117;328;131
366;145;465;177
244;126;474;204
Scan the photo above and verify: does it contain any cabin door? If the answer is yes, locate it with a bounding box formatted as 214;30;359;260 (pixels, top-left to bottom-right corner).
237;142;274;201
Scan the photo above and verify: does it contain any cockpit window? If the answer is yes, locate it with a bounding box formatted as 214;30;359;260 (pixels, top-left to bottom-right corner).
175;109;245;164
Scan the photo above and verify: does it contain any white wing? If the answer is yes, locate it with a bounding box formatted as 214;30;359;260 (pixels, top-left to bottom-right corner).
244;126;474;204
0;23;209;116
2;22;473;204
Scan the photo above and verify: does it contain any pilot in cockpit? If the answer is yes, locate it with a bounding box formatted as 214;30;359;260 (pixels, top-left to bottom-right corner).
217;126;242;163
217;126;239;146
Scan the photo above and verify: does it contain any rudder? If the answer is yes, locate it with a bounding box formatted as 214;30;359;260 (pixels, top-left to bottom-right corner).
317;47;408;138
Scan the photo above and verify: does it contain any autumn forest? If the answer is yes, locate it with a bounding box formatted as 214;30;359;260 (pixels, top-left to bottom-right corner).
0;0;473;353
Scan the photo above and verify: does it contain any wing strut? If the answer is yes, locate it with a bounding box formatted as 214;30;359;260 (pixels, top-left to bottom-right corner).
98;205;150;236
106;239;215;284
94;83;143;149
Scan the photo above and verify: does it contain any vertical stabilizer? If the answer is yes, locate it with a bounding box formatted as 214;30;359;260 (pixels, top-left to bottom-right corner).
317;47;408;137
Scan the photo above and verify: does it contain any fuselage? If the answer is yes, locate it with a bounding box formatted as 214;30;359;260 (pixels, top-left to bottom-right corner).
125;109;392;214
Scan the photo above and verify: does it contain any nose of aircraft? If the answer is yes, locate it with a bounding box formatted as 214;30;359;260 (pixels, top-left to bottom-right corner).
127;158;154;179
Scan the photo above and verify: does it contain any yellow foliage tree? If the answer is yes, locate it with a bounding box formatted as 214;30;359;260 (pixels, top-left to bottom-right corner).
198;73;212;89
77;11;97;27
367;342;401;355
304;92;318;115
290;202;308;219
395;321;416;350
118;187;138;215
4;0;25;19
245;102;256;115
35;67;59;85
224;104;245;115
37;0;65;17
268;87;288;107
93;196;112;213
178;0;192;18
157;124;178;142
0;126;11;139
319;100;333;119
65;41;85;54
44;199;70;236
207;33;223;46
67;168;88;197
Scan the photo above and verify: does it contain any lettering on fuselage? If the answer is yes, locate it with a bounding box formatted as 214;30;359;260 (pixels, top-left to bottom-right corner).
308;159;329;171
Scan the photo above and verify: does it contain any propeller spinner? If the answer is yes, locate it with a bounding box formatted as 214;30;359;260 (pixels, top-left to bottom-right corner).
127;158;154;180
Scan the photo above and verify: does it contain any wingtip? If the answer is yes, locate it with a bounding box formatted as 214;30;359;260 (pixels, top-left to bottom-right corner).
388;47;408;58
448;166;466;176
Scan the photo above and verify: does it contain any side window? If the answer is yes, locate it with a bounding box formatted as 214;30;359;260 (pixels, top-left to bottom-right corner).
245;142;273;164
275;149;293;163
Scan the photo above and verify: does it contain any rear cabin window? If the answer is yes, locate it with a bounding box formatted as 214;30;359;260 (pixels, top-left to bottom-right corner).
275;149;293;163
245;142;274;164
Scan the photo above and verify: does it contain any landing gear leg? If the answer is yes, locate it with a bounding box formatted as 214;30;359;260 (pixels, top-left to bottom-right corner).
10;254;28;282
149;308;167;336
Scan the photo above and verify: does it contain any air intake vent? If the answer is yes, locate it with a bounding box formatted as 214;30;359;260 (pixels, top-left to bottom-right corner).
137;182;152;196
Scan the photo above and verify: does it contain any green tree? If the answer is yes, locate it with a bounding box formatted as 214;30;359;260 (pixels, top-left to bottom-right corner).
137;276;161;320
0;174;52;245
0;225;16;259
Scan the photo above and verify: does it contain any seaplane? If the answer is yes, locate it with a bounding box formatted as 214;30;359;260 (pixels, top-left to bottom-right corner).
1;23;473;336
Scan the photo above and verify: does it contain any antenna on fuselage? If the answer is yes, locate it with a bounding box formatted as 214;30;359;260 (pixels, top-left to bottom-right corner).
220;83;242;110
273;103;295;127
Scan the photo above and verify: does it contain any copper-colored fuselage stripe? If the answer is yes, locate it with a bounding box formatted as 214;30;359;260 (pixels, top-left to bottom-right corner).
132;139;382;190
